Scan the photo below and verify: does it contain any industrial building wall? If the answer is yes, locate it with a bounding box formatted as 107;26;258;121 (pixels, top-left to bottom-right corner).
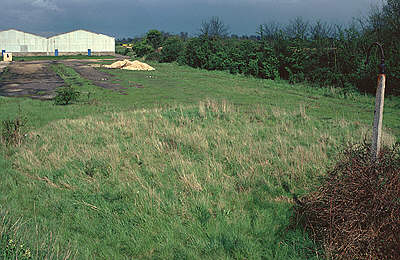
0;29;115;56
0;29;47;54
48;30;115;55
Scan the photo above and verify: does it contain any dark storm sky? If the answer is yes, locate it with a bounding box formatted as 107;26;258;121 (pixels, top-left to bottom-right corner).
0;0;382;38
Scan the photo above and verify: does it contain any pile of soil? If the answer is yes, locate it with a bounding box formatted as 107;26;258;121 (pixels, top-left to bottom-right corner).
104;60;155;71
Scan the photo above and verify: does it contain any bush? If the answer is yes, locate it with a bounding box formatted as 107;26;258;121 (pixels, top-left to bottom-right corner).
180;37;279;79
294;143;400;259
145;51;161;62
160;37;184;63
1;116;28;146
182;37;215;69
132;40;153;57
115;45;130;56
146;30;163;49
54;85;80;105
126;50;136;57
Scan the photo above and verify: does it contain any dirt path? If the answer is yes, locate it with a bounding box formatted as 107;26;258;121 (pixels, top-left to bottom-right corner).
62;61;144;95
62;60;129;94
0;58;142;99
0;61;64;100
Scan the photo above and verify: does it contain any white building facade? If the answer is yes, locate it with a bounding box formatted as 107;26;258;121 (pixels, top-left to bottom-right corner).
0;30;48;55
0;29;115;56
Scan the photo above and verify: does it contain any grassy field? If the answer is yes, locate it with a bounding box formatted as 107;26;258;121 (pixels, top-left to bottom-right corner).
13;55;115;61
1;61;399;259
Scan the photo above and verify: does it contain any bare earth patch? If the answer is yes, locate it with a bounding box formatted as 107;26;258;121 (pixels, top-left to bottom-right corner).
0;58;138;98
0;61;64;100
62;60;130;95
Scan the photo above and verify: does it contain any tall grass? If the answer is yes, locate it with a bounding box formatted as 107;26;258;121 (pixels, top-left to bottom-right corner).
3;100;394;258
1;61;399;258
0;208;75;259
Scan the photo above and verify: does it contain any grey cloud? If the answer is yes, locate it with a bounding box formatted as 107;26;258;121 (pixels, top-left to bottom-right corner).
32;0;60;11
1;0;381;38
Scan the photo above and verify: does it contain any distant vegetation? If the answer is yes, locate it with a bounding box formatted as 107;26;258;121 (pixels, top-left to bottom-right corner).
117;1;400;95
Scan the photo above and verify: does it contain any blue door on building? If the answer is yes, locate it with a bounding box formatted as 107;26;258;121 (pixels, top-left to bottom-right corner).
2;50;5;57
88;49;91;56
55;49;59;56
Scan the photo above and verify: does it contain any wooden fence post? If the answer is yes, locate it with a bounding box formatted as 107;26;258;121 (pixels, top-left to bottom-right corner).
365;42;386;162
371;74;386;161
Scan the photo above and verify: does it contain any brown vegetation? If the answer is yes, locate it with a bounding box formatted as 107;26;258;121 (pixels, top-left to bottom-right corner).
295;143;400;259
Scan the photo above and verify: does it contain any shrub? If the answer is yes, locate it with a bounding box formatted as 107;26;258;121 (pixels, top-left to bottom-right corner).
146;30;163;49
182;37;214;69
145;51;161;62
1;116;28;146
180;37;279;79
160;37;184;63
132;40;153;58
294;143;400;259
115;45;130;56
54;84;80;105
126;50;136;57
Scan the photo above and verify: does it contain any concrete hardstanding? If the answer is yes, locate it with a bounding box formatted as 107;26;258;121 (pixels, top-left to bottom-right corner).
0;29;115;56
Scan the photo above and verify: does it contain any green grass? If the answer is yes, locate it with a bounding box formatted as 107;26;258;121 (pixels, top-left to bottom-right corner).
1;61;400;259
13;55;115;61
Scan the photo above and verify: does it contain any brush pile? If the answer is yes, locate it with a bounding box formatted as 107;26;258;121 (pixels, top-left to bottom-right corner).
294;143;400;259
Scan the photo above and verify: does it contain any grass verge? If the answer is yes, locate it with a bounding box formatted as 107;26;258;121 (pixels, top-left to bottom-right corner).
13;55;115;61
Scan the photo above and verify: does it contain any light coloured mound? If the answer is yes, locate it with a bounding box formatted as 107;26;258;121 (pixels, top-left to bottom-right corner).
89;64;102;68
104;59;155;71
105;60;128;69
122;60;155;71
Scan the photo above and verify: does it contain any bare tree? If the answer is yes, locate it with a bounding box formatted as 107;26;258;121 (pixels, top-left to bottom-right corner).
200;16;229;38
310;20;335;40
382;0;400;36
286;17;310;40
259;21;282;41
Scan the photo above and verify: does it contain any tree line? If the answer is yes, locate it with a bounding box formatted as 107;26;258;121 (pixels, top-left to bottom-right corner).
117;1;400;95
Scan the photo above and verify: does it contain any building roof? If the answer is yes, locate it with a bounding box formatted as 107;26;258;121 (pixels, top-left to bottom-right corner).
0;29;47;39
0;29;114;39
48;29;115;39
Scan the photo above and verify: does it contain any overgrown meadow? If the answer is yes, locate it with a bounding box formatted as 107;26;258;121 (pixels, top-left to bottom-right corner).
1;62;400;259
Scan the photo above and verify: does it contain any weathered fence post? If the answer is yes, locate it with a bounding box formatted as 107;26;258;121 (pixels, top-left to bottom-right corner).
365;42;386;162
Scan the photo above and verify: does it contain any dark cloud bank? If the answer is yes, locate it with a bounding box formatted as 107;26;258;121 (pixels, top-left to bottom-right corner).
1;0;380;38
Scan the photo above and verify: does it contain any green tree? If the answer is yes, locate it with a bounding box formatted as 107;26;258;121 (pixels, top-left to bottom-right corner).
160;37;184;63
132;39;153;57
146;30;163;49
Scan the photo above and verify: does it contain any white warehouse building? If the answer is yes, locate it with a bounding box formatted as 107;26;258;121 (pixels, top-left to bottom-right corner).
0;29;115;56
0;30;48;55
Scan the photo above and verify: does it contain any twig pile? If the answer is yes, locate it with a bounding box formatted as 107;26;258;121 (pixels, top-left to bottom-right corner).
295;143;400;259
